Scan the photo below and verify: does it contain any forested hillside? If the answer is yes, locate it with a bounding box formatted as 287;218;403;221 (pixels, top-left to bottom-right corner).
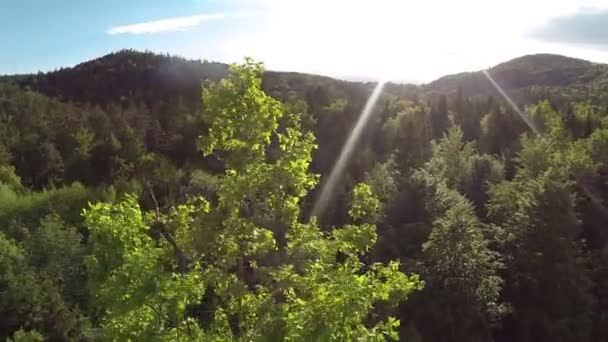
427;54;608;106
1;50;608;341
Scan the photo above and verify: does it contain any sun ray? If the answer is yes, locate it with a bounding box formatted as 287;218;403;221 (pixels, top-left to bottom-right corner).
310;80;386;219
482;69;539;135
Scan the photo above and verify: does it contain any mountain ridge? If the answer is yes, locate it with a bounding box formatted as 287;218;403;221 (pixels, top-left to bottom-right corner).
1;51;601;81
425;53;607;96
1;50;607;108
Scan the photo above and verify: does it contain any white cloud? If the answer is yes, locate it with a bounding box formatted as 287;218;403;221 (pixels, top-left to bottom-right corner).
108;14;225;35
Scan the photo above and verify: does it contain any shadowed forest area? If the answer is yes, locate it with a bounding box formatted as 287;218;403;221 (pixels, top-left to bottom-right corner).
1;50;608;341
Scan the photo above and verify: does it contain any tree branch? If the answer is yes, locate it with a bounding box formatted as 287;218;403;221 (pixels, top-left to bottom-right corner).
147;182;190;274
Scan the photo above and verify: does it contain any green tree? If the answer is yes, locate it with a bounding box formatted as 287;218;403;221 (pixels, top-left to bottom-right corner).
431;94;450;139
418;126;503;215
84;58;422;340
364;156;400;217
0;165;24;192
381;100;432;173
408;128;505;342
0;232;89;341
488;102;595;341
6;329;45;342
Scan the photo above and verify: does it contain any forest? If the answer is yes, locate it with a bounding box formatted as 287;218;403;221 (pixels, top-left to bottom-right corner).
1;50;608;341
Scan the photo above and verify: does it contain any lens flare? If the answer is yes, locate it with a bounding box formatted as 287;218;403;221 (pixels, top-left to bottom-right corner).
310;81;386;219
482;69;608;215
482;69;539;135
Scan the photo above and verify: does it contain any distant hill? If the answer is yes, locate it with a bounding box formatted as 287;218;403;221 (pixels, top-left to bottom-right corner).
0;50;395;109
425;54;608;102
2;50;608;110
0;50;229;107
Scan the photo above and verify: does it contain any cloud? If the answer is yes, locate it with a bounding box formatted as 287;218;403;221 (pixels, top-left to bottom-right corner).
108;13;225;35
528;8;608;49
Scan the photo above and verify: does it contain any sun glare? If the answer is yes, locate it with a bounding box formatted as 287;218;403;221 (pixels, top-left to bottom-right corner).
311;80;386;219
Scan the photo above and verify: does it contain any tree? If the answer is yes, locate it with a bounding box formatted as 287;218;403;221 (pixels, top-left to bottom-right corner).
407;128;505;342
7;329;45;342
418;186;504;342
0;165;24;192
381;100;433;173
0;232;89;341
364;156;400;217
452;89;481;142
488;102;595;341
430;94;450;139
84;58;422;340
418;126;504;215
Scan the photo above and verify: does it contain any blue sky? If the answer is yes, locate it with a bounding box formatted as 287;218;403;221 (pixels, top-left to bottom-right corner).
2;0;608;82
0;1;239;73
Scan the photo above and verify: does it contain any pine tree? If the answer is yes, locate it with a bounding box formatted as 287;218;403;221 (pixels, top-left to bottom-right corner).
409;126;505;342
488;102;595;342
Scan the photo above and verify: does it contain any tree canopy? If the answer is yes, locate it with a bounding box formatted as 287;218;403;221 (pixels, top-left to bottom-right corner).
1;50;608;341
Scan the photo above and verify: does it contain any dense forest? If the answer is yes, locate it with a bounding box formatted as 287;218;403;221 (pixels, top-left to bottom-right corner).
1;50;608;341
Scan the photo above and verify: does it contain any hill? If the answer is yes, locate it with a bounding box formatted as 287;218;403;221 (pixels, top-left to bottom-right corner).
0;51;417;190
4;51;607;111
425;54;608;106
2;50;607;188
428;54;598;93
1;50;401;108
1;50;228;107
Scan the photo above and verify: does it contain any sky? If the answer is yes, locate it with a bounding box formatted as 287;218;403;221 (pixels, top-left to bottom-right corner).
2;0;608;83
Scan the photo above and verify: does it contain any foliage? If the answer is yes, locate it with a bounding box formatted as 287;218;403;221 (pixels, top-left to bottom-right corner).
407;129;505;341
349;183;379;221
2;50;608;340
81;58;422;340
7;329;45;342
488;103;596;341
84;196;206;340
0;232;89;341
